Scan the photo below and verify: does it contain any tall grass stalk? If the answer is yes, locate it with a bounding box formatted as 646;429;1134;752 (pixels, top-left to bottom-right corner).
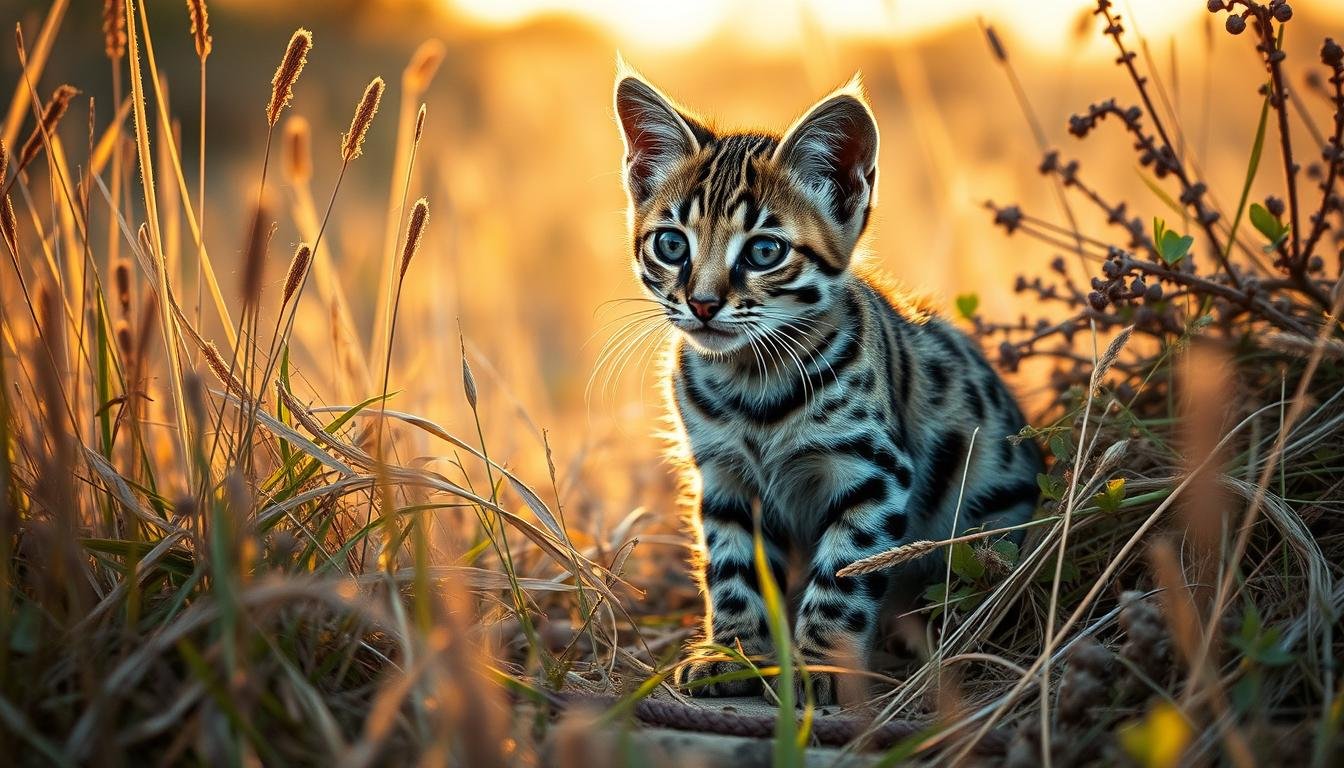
245;76;383;475
375;198;427;579
186;0;210;336
372;40;443;364
121;0;191;479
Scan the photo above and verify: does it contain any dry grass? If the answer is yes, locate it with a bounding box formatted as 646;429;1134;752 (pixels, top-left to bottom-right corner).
0;2;1342;766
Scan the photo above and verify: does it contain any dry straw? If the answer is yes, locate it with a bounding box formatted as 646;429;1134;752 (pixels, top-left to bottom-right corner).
341;77;385;162
136;223;153;259
186;0;211;60
18;85;79;170
267;29;312;127
400;199;428;279
282;243;312;305
103;0;126;61
282;116;311;184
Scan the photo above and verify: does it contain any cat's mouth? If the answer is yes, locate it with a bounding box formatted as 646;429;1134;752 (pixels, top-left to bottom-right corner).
687;325;734;339
681;323;744;353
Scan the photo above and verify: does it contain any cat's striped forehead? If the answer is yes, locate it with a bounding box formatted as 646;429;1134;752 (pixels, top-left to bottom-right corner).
670;133;778;225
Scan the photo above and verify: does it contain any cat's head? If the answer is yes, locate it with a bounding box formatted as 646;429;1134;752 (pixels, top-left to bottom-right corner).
614;66;879;357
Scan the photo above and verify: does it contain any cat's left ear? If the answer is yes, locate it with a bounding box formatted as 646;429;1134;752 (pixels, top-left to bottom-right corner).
614;62;712;208
774;76;879;247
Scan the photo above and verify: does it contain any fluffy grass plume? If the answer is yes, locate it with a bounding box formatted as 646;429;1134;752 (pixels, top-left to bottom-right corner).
341;76;384;162
186;0;211;60
267;28;311;127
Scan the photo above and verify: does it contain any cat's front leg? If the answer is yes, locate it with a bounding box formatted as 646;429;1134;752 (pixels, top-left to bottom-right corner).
678;463;788;697
787;473;909;705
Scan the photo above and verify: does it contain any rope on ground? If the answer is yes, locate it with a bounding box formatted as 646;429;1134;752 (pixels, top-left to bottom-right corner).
547;692;1010;756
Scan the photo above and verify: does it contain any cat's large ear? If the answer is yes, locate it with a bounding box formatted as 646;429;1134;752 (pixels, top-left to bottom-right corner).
614;63;711;207
774;76;879;247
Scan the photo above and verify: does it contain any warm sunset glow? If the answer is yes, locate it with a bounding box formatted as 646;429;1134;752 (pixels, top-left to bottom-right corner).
442;0;1343;52
9;0;1344;761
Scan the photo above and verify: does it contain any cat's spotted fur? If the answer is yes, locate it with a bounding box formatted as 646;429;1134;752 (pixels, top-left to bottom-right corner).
613;69;1043;705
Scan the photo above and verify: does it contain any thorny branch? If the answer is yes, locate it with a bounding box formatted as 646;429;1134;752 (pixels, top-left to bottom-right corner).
976;0;1344;407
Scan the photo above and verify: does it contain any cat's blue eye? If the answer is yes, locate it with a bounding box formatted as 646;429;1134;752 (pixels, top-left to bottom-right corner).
742;235;789;270
653;229;690;265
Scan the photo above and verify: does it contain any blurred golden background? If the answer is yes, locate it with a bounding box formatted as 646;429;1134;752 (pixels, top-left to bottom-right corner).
6;0;1342;531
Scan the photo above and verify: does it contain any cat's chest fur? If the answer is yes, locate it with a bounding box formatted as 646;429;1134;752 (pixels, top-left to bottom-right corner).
669;301;917;543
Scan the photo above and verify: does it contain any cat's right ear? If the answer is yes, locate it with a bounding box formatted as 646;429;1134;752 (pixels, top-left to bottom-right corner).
614;66;709;207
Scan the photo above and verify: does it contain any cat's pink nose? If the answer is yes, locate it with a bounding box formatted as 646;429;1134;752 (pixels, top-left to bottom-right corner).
687;297;723;322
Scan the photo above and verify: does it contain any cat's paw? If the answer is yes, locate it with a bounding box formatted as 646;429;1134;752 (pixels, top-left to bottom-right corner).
677;654;764;697
767;662;839;706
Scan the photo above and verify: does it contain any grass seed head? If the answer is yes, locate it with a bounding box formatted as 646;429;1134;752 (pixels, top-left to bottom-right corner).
267;28;312;127
460;336;478;410
837;539;939;577
400;198;428;280
0;142;10;252
405;38;446;92
186;0;212;61
18;85;79;170
983;22;1008;62
282;116;311;184
114;319;133;359
203;339;245;395
0;192;16;254
113;257;132;314
103;0;126;61
282;243;311;306
341;77;385;163
414;103;427;144
241;202;272;307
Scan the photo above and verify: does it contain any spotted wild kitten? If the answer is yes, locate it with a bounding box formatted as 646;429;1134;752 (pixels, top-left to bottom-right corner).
612;69;1044;705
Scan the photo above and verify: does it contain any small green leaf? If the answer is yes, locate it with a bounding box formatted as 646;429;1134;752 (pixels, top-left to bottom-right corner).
1249;203;1281;239
950;541;985;581
1049;432;1072;462
990;539;1020;566
955;293;979;321
1249;203;1290;252
1037;472;1062;501
1159;229;1193;265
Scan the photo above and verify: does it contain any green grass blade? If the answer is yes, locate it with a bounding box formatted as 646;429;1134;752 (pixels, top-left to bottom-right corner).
754;509;806;767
